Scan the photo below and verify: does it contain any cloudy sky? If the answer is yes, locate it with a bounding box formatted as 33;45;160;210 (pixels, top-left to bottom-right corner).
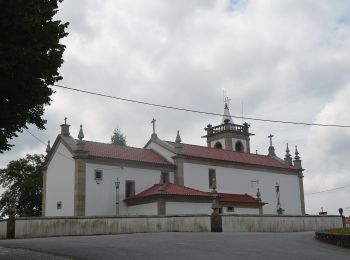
2;0;350;215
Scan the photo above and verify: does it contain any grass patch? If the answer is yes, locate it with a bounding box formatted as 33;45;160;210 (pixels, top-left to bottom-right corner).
326;227;350;235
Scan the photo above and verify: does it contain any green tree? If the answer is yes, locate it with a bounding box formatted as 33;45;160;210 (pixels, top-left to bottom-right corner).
0;0;69;153
0;154;45;217
111;127;127;146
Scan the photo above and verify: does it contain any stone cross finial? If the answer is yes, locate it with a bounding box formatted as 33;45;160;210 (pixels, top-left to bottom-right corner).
151;118;156;134
268;134;274;147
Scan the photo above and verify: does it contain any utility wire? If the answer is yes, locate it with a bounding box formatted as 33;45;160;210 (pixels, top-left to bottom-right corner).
53;84;350;128
305;184;350;196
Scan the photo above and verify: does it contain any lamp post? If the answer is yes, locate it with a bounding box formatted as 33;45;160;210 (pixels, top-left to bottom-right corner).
115;178;120;216
275;182;284;215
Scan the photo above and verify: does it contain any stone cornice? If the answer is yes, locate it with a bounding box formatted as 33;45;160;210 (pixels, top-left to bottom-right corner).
86;156;175;171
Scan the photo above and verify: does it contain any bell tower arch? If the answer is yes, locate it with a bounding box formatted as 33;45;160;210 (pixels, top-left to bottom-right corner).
202;101;254;153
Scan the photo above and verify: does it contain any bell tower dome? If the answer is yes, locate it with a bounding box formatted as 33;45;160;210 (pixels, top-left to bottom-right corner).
202;100;254;153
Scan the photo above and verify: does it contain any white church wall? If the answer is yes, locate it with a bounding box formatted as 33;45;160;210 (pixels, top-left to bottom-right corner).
183;163;302;215
127;203;157;215
222;207;259;215
166;202;212;215
85;163;167;216
45;142;75;216
146;142;175;163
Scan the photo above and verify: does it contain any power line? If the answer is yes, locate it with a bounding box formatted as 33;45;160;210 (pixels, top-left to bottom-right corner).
305;184;350;196
53;84;350;128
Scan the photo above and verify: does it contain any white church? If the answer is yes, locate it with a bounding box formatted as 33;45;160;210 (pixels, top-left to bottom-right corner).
43;103;305;217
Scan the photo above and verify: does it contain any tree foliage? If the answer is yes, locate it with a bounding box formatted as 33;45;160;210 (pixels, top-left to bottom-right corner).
0;0;69;153
111;127;127;146
0;154;45;217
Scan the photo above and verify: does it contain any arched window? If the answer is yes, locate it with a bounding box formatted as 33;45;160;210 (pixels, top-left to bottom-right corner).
235;141;244;152
214;142;222;149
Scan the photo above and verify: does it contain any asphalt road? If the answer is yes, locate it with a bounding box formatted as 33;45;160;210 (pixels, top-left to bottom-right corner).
0;232;348;260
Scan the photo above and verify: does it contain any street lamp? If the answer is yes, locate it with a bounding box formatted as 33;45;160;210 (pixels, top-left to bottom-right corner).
275;182;284;215
115;178;120;216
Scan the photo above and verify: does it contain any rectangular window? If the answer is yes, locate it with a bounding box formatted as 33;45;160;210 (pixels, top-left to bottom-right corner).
94;170;103;184
227;206;234;212
208;169;216;189
57;201;62;210
161;172;170;184
125;180;135;198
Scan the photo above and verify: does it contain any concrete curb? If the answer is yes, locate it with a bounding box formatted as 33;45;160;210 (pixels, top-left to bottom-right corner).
315;231;350;248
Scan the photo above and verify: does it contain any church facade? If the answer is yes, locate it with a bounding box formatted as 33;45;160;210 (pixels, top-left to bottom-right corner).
43;104;305;217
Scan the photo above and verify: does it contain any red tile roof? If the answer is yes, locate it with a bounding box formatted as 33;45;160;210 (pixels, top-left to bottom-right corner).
132;183;260;204
218;193;258;203
134;183;210;197
167;142;293;170
84;141;172;166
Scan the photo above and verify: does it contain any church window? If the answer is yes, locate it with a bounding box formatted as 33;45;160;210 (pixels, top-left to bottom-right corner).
94;170;103;184
161;172;170;184
125;180;135;198
208;169;216;189
235;141;244;152
57;201;62;210
227;206;234;212
214;142;223;149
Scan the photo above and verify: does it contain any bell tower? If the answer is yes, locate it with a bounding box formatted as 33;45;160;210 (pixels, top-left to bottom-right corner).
202;100;254;153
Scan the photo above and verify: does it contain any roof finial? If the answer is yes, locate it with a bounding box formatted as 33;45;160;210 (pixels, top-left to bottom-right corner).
46;140;51;153
268;134;276;156
256;188;261;202
60;117;70;136
294;145;300;160
221;94;234;124
175;130;181;143
78;125;84;140
268;134;274;147
284;143;293;166
151;118;156;134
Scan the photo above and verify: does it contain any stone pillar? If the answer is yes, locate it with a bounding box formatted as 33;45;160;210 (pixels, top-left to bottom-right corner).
42;166;48;216
211;193;222;232
174;157;184;186
74;158;86;216
157;198;166;215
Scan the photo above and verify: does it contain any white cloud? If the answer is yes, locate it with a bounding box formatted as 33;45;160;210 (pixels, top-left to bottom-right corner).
3;0;350;214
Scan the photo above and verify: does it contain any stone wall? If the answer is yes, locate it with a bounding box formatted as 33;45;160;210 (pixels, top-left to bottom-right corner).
222;214;343;232
0;214;343;239
0;220;7;239
12;215;210;239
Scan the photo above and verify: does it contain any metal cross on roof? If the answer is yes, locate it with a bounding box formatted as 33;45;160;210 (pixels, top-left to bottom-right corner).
268;133;274;147
151;118;156;134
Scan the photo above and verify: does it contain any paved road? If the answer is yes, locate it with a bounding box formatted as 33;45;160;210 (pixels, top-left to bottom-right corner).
0;232;348;260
